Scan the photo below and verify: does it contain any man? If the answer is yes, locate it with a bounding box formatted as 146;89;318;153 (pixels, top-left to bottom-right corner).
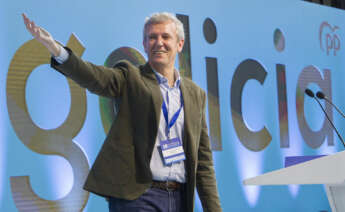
23;12;222;212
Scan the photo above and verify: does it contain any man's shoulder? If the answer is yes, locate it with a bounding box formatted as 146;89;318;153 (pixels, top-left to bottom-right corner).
113;60;141;72
116;61;154;76
181;77;205;94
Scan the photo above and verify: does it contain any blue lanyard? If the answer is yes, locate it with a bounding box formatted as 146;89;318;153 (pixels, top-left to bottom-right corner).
162;92;184;137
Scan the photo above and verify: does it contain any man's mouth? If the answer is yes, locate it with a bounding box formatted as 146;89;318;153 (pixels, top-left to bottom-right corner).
152;50;167;55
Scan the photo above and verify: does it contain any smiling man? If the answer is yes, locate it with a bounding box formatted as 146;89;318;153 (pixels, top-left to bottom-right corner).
23;12;222;212
143;18;184;87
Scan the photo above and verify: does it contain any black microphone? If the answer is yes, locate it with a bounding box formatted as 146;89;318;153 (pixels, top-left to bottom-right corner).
305;89;345;148
316;91;345;119
305;88;315;98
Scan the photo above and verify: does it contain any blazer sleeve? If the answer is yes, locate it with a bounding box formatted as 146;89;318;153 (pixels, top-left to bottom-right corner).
51;47;130;98
196;91;222;212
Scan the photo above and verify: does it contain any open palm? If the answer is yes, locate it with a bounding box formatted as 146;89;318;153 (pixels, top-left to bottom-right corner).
22;13;60;56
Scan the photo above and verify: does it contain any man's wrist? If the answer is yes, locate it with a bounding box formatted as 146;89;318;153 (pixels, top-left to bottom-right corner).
53;45;69;64
45;41;61;57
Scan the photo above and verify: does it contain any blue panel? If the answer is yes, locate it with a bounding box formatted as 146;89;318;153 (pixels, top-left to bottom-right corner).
2;0;345;211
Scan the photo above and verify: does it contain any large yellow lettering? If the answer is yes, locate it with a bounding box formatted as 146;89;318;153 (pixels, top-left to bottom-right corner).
7;34;89;211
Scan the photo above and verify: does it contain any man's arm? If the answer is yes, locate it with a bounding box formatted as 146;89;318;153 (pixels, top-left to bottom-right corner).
22;14;129;98
51;47;130;97
196;91;222;212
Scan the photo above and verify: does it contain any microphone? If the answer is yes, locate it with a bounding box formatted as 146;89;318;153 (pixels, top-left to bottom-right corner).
305;89;345;148
316;91;345;119
305;88;315;98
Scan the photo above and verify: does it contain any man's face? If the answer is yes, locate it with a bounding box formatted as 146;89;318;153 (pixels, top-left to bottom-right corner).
143;21;184;70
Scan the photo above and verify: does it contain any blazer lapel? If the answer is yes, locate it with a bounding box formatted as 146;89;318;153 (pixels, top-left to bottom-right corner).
141;63;163;130
180;78;196;165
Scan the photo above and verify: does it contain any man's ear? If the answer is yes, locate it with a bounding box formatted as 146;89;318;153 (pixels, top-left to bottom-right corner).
177;39;185;53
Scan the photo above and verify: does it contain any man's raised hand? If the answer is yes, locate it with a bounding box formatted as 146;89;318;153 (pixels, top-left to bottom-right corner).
22;13;61;57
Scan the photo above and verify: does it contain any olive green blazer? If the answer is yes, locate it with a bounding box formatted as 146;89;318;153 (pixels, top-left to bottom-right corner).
51;48;222;212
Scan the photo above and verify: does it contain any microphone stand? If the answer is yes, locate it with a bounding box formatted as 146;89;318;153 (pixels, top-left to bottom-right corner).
316;91;345;119
313;96;345;148
305;88;345;148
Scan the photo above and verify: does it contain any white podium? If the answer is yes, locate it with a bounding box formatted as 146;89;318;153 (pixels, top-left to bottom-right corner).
243;150;345;212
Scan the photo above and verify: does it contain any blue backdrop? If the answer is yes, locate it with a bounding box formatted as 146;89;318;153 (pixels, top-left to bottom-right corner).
1;0;345;211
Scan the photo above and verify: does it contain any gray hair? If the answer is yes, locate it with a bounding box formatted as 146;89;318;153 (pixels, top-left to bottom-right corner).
143;12;185;41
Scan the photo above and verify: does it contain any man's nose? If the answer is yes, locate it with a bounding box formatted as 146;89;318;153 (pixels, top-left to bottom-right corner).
156;36;163;46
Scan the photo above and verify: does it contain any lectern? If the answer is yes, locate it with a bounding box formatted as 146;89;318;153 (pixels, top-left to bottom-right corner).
243;150;345;212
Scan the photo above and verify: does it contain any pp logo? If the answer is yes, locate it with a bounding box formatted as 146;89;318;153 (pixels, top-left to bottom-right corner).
319;21;340;56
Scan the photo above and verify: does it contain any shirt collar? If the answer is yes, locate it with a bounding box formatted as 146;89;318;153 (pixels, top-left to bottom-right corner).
153;69;181;88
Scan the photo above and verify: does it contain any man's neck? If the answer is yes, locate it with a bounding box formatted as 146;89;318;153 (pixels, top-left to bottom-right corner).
152;65;176;87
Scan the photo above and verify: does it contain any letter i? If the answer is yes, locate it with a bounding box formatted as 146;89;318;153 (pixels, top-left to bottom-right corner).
274;28;289;148
204;17;222;151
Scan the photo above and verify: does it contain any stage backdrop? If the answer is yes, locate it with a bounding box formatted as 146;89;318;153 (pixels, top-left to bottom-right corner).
1;0;345;211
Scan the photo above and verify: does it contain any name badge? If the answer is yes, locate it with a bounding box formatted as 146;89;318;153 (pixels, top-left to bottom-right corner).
160;137;186;166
